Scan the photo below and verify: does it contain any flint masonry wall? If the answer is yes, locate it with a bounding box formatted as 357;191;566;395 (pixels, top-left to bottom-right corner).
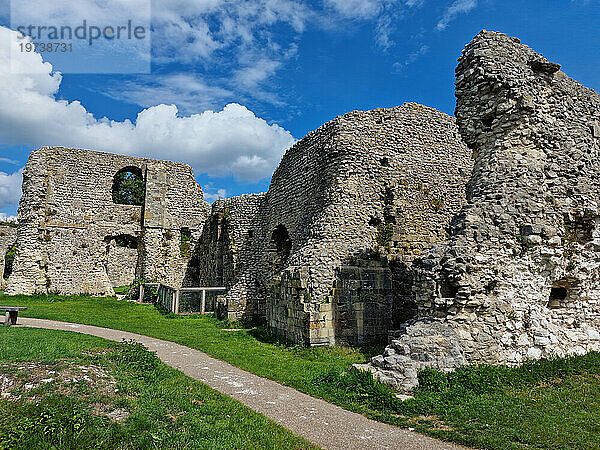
184;193;266;318
6;147;209;296
201;103;471;345
369;31;600;391
0;225;17;290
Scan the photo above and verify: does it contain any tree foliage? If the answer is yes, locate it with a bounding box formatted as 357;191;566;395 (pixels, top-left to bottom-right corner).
112;169;145;206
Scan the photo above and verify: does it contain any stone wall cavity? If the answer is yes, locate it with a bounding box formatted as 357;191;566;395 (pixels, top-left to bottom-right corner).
0;225;17;290
369;31;600;391
6;147;210;296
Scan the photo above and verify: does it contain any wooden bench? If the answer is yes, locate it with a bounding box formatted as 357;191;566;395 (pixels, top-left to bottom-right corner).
0;307;27;326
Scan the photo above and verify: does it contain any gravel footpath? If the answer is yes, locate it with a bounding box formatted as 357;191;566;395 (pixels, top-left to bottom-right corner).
19;318;465;450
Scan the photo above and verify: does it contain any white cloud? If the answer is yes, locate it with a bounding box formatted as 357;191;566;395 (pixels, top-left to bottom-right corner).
150;0;311;64
0;213;18;223
436;0;478;31
324;0;383;19
103;74;234;115
375;15;394;49
0;157;19;165
404;0;425;6
0;169;23;210
203;186;228;203
0;27;295;182
392;44;429;72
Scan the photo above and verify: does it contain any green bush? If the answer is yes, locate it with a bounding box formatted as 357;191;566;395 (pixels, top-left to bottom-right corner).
375;223;394;250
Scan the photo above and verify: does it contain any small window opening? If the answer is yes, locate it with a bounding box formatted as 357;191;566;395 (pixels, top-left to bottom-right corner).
481;116;494;130
180;228;192;258
248;230;254;238
113;235;138;249
112;166;145;206
440;279;459;299
3;245;16;279
369;217;382;227
548;286;568;308
380;157;390;167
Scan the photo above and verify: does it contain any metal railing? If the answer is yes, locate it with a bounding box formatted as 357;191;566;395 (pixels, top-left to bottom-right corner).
140;283;226;315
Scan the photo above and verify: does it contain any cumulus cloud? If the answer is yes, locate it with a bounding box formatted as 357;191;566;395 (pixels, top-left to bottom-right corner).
203;186;228;203
103;74;234;115
0;213;18;223
436;0;478;31
0;169;23;210
0;26;295;182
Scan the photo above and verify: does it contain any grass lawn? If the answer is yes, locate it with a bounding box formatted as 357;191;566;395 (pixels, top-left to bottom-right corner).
0;326;317;449
2;292;600;449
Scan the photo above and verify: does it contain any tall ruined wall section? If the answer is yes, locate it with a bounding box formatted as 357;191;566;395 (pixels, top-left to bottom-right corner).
185;194;267;319
0;225;17;290
6;147;209;296
138;160;210;287
370;31;600;391
209;104;471;345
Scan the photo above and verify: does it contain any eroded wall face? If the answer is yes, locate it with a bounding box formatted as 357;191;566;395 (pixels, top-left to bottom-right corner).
6;147;209;296
201;104;471;345
370;31;600;391
186;194;266;320
0;226;17;290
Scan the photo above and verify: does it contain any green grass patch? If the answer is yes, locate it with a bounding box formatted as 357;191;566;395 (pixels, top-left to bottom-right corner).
0;327;317;449
4;293;600;449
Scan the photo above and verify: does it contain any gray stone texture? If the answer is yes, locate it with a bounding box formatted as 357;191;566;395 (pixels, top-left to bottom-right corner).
191;103;471;346
5;147;209;296
369;31;600;390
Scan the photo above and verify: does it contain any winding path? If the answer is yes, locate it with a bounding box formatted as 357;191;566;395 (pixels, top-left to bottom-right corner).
20;318;463;450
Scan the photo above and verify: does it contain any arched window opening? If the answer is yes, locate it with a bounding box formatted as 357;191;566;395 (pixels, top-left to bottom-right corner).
113;234;139;249
3;245;16;280
112;166;145;206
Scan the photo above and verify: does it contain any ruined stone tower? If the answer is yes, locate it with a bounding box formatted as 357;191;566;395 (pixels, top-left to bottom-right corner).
369;31;600;390
6;147;210;296
188;103;472;346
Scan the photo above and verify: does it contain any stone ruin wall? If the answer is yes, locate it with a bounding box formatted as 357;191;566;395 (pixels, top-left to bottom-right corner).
5;147;209;296
369;31;600;391
0;225;17;290
184;193;266;317
192;104;472;346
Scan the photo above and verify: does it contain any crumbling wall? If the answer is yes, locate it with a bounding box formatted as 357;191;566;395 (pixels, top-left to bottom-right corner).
0;225;17;290
185;194;266;320
6;147;209;296
205;104;471;345
369;31;600;391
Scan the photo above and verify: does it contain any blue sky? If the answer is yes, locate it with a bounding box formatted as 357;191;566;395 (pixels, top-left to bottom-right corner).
0;0;598;219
